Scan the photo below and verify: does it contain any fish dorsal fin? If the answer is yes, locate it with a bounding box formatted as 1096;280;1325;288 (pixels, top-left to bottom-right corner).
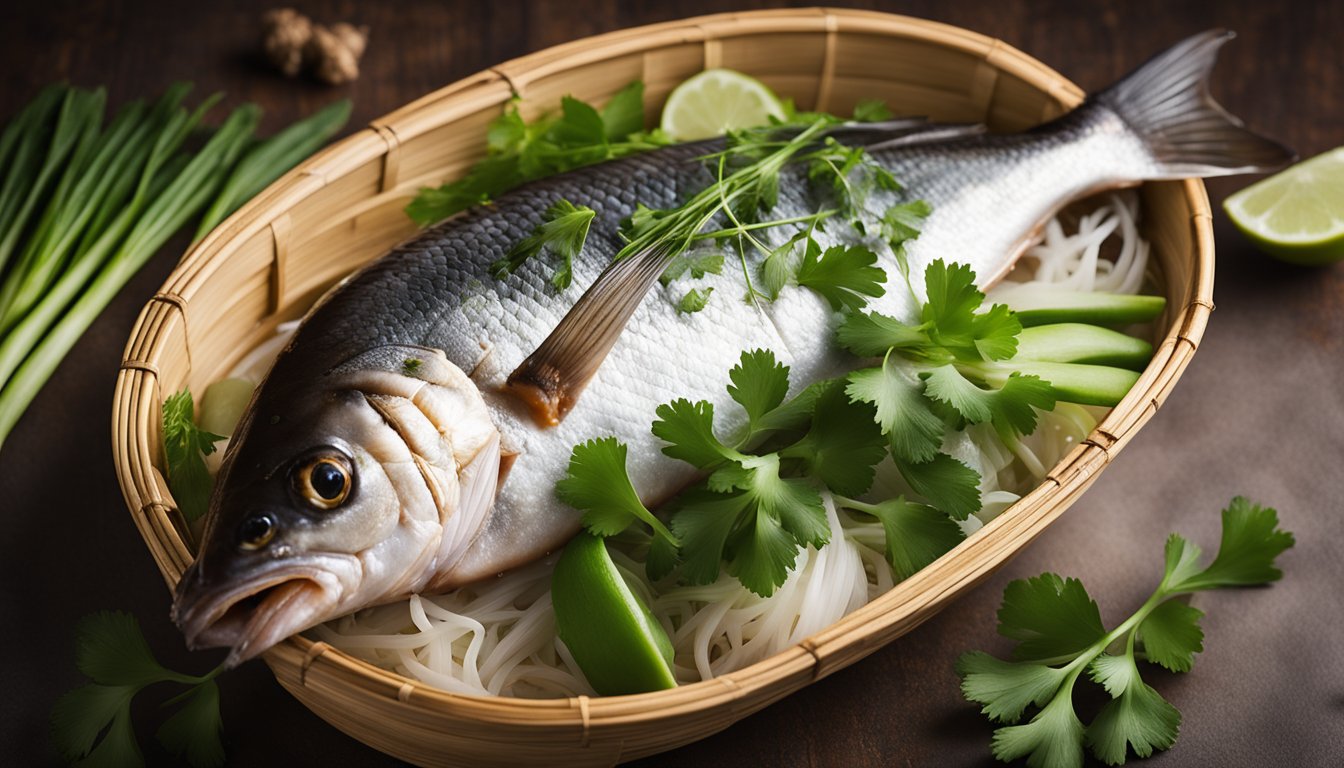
505;242;674;426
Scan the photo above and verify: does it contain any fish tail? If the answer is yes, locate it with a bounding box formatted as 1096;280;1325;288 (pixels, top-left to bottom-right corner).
1096;30;1294;176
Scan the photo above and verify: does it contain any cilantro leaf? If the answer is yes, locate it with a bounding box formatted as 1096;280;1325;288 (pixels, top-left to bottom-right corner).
726;504;800;597
794;243;887;311
921;259;982;345
75;611;172;688
600;81;645;140
894;453;982;521
676;287;713;314
51;684;136;763
786;382;886;496
997;574;1106;662
493;198;596;289
556;438;677;544
881;199;931;246
157;680;226;768
552;95;607;150
1170;497;1294;591
958;498;1292;768
924;364;994;423
659;250;724;285
759;230;809;299
958;652;1068;724
53;611;226;768
846;358;943;463
990;692;1086;768
1085;660;1180;764
651;399;741;469
162;389;223;523
860;496;965;579
671;489;750;585
727;349;790;432
1137;599;1204;673
852;98;895;122
836;311;930;358
972;302;1022;361
991;373;1057;439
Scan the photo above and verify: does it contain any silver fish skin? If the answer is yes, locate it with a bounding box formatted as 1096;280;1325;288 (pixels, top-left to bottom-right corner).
173;30;1290;665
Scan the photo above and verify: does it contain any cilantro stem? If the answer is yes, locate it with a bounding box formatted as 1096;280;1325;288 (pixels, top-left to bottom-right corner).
694;210;835;240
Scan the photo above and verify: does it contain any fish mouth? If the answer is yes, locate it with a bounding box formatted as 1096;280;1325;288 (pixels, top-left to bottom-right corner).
173;563;344;667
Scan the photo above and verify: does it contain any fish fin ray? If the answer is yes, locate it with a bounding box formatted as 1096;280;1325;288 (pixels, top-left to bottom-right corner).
1096;29;1294;176
505;241;674;425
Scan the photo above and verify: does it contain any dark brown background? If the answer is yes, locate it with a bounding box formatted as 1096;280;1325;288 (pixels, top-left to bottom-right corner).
1;1;1341;766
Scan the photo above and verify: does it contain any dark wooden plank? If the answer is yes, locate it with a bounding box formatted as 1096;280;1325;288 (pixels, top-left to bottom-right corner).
0;1;1339;766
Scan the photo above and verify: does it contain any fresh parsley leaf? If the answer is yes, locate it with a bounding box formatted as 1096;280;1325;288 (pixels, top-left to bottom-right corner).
676;287;713;314
493;198;596;289
556;437;677;544
924;366;1055;440
846;357;944;463
852;98;895;122
52;611;226;768
670;489;750;585
794;243;887;311
727;349;790;431
958;498;1293;768
162;389;223;524
553;96;608;153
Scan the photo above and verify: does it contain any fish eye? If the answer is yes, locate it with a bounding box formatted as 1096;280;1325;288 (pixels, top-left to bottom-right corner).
239;513;276;550
293;454;352;511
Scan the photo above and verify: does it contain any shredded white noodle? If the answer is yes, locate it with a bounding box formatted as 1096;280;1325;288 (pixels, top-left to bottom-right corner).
227;191;1152;698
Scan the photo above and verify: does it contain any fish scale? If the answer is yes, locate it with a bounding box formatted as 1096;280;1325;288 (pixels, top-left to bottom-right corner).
173;30;1295;665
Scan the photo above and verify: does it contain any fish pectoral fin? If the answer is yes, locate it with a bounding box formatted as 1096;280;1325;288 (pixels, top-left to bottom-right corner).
505;241;674;426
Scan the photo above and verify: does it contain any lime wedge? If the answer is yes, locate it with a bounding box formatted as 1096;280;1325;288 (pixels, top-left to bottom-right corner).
551;533;676;695
659;69;786;141
1224;146;1344;265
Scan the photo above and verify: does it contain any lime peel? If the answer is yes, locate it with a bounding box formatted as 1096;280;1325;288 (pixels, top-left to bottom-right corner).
1224;146;1344;264
551;533;676;696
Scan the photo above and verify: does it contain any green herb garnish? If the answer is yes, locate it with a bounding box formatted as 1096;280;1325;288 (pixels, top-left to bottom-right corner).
51;611;226;768
162;388;224;523
405;81;671;225
492;198;596;290
959;497;1293;767
675;287;713;314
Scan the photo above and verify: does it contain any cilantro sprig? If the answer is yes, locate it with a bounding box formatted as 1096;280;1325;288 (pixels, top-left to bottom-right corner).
959;498;1294;767
162;389;224;523
491;198;596;290
52;611;226;768
405;81;671;225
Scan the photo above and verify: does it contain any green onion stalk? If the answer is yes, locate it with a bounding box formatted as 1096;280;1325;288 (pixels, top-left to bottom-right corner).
0;85;350;450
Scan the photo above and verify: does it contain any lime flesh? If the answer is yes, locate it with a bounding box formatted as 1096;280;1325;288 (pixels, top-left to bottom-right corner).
659;69;785;141
1224;146;1344;265
551;533;676;695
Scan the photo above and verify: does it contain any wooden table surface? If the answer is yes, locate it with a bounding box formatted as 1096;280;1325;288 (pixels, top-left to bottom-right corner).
2;1;1341;766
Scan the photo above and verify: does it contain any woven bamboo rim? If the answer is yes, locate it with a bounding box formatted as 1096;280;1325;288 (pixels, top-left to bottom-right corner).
112;8;1214;766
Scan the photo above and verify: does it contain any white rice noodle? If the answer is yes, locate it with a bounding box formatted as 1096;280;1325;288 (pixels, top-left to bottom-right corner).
283;192;1153;696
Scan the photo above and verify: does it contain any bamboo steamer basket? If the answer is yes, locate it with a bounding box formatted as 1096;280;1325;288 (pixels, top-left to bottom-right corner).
113;8;1214;766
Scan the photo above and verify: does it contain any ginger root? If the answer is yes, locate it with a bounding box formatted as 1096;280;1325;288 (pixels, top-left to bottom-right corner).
261;8;369;85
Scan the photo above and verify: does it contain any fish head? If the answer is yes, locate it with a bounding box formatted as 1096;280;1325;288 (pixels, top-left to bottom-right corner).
173;344;502;666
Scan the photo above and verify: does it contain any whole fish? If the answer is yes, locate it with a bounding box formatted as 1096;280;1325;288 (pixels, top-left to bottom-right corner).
174;30;1290;664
